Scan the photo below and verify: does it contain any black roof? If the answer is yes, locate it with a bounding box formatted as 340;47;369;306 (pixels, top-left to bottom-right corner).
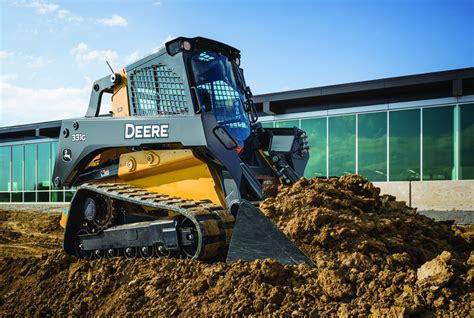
1;67;473;142
253;67;474;115
0;120;62;142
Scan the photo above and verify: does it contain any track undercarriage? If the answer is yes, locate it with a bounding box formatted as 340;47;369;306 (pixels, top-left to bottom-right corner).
65;183;235;261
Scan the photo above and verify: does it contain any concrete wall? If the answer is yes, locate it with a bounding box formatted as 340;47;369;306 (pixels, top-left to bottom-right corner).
373;181;411;206
0;204;68;213
373;180;474;211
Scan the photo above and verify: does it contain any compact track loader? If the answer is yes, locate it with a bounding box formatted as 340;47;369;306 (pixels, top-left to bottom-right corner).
53;37;313;266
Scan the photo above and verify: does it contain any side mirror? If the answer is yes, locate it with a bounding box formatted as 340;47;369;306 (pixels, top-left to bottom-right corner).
245;86;253;98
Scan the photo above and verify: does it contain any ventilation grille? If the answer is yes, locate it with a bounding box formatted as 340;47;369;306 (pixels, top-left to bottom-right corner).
129;64;189;116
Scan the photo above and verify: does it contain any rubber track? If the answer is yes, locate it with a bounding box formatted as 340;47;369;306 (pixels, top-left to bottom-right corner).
77;183;235;260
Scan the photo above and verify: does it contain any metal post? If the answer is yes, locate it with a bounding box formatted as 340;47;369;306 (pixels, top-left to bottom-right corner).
9;147;12;202
420;108;423;181
387;111;390;182
454;104;460;180
355;114;358;175
326;116;329;178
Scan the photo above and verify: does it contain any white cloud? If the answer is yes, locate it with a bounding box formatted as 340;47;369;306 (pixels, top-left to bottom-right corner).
153;1;161;5
0;74;18;82
27;55;46;69
0;75;90;127
71;42;118;63
97;14;128;27
0;51;12;59
18;1;83;23
24;1;59;14
0;52;48;69
57;9;83;22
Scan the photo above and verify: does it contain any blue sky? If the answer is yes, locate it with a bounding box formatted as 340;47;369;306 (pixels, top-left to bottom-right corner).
1;0;473;126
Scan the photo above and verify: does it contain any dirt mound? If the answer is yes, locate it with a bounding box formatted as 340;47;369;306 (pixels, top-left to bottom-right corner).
1;176;473;317
0;209;62;258
261;176;470;268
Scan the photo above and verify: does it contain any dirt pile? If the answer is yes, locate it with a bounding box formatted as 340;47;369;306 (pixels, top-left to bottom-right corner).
0;208;62;258
1;176;473;317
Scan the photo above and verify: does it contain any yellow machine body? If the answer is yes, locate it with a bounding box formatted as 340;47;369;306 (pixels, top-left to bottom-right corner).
60;149;226;228
117;149;225;207
111;69;130;117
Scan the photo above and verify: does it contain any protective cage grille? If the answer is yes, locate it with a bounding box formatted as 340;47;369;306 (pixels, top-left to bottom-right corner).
129;64;189;116
198;80;247;129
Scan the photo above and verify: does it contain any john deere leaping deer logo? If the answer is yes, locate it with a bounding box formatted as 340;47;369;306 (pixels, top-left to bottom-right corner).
62;149;72;162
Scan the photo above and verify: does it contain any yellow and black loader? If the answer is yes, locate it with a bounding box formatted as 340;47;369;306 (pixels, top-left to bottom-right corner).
53;37;313;266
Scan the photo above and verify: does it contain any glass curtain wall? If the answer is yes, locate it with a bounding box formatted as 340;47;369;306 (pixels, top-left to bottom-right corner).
274;120;299;129
460;104;474;179
0;147;11;202
0;141;69;203
11;146;24;202
259;103;473;182
301;118;327;178
422;106;455;180
0;103;472;203
24;144;37;202
328;115;356;176
389;109;421;181
358;112;387;181
38;143;50;202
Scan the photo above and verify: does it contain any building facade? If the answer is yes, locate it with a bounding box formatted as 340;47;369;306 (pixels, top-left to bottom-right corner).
0;121;72;203
1;68;473;206
259;97;473;182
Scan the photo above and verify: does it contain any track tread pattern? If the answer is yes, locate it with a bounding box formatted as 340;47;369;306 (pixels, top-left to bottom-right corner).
77;182;234;260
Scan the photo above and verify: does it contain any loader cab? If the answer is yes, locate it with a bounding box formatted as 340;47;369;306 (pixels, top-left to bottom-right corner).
189;50;252;148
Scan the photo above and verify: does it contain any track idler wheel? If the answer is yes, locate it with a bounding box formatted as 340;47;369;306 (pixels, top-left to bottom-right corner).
124;247;138;259
155;244;173;258
178;218;199;258
83;195;116;230
92;249;104;260
106;248;119;258
139;246;154;259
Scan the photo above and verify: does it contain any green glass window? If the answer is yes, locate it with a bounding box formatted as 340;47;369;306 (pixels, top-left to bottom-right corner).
301;118;327;178
11;146;24;202
460;104;474;180
423;106;455;180
38;143;50;192
24;192;36;202
358;112;387;181
51;191;64;202
328;115;356;176
0;146;11;192
0;146;11;202
261;122;274;128
0;193;9;203
275;120;299;129
25;144;37;191
389;109;420;181
51;142;58;173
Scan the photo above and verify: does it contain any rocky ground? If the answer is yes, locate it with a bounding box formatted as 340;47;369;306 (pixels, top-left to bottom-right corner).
0;175;473;317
